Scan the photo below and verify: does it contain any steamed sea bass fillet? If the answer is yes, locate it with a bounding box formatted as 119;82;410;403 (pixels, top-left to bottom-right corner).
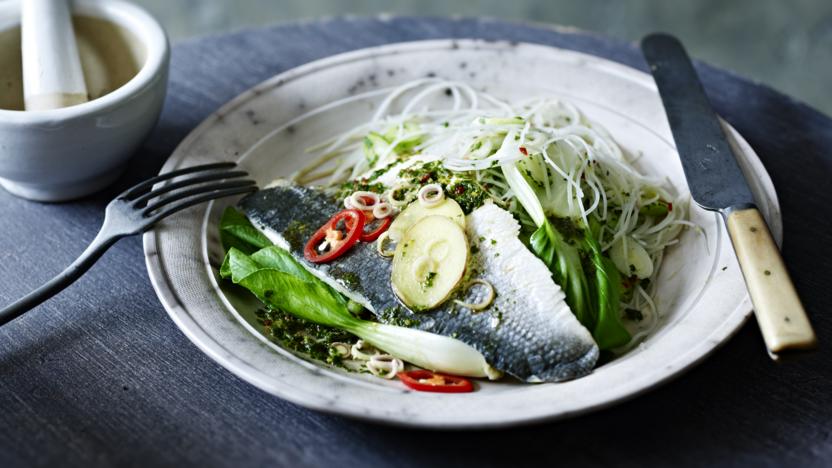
239;185;599;382
457;204;599;381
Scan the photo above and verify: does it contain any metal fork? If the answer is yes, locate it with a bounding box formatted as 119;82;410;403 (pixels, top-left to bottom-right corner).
0;162;257;326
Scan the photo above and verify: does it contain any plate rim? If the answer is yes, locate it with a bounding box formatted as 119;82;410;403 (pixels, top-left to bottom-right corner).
143;38;780;428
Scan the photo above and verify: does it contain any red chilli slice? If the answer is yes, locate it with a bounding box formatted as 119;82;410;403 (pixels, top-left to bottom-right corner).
345;210;392;242
397;370;474;393
358;216;392;242
303;209;365;263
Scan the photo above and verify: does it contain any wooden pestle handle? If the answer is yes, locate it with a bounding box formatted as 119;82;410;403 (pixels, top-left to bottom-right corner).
726;208;817;357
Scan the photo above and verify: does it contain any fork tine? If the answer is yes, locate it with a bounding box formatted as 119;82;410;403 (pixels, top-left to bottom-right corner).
131;170;249;207
142;179;257;216
120;162;238;200
146;186;258;224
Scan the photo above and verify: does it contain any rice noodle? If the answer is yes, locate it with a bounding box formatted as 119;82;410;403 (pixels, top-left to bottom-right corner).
294;79;696;348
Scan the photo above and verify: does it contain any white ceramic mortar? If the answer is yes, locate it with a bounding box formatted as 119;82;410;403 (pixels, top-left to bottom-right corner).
0;0;169;201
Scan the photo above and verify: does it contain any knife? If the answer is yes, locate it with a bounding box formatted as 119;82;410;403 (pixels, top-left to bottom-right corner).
640;33;816;359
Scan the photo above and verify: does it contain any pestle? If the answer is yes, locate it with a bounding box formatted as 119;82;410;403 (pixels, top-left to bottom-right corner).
21;0;89;111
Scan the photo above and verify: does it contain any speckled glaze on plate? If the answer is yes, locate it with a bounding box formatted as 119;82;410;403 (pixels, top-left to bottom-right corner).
143;40;781;428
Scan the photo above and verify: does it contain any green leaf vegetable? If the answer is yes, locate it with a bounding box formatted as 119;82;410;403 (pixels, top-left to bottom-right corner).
584;221;630;349
219;206;271;254
529;221;592;327
502;163;630;349
219;206;272;278
219;210;496;378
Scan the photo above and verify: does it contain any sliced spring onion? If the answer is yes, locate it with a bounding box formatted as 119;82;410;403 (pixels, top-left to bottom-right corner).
376;231;396;257
367;354;404;379
417;183;444;207
373;202;393;219
355;321;500;379
453;279;496;311
387;183;415;208
609;235;654;279
350;340;376;361
330;342;351;358
348;191;380;211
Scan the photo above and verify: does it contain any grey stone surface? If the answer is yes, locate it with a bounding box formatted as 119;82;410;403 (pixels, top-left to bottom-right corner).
1;16;831;468
130;0;832;115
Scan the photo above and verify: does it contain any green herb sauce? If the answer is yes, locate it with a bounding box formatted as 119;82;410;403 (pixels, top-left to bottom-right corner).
379;306;420;327
254;307;356;366
421;271;438;289
283;220;310;251
335;179;386;201
398;161;491;213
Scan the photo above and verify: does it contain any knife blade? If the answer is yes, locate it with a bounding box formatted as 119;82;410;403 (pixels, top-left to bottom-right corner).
641;33;816;358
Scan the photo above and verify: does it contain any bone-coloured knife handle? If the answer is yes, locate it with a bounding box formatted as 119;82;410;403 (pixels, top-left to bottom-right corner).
726;208;816;355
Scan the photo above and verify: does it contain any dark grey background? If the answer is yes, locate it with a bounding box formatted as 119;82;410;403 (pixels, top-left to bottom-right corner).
1;16;831;468
130;0;832;115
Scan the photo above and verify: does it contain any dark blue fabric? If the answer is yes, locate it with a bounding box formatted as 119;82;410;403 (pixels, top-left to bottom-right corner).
1;17;830;467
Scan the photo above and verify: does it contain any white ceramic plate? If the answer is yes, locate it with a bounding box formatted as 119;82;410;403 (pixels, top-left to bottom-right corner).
144;40;781;428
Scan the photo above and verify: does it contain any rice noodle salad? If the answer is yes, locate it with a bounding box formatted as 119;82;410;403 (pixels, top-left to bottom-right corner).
221;78;696;390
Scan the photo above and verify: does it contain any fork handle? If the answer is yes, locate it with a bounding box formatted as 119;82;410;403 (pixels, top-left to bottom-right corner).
0;231;120;326
725;208;817;357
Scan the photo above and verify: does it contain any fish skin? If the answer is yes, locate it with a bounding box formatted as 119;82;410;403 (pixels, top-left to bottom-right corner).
239;184;393;313
239;185;599;382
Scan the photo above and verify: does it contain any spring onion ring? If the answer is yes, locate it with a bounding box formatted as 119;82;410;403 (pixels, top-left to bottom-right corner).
367;354;404;379
376;231;396;257
387;183;414;208
373;202;393;219
348;191;380;211
350;340;377;361
417;183;445;207
330;342;351;358
453;279;496;312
